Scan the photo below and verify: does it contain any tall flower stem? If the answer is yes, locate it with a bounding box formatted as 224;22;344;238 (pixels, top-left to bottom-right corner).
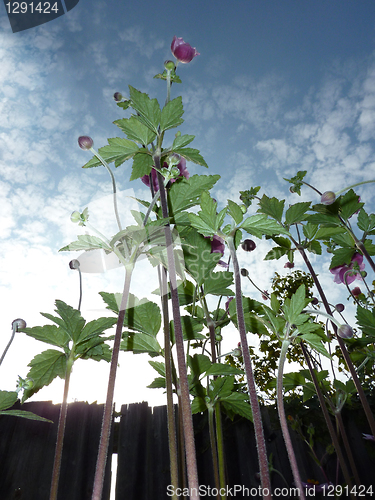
297;245;375;438
227;236;272;499
91;265;133;500
214;404;226;500
0;323;18;366
277;340;305;500
155;161;200;499
300;343;355;497
49;352;74;500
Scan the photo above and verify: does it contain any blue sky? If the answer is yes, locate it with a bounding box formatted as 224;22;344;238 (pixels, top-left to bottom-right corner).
1;0;375;407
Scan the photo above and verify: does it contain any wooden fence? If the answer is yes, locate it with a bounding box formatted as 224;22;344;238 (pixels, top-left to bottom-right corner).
0;399;374;499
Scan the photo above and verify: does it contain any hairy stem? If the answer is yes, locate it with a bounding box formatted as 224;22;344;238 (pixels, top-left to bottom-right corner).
215;404;227;500
277;340;305;500
208;407;221;498
49;353;74;500
91;265;133;500
156;163;200;499
227;236;272;499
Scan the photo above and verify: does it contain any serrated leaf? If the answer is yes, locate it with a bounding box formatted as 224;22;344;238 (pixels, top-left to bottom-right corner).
0;391;18;411
188;213;216;237
182;229;222;285
149;360;165;377
82;137;140;169
220;392;252;421
339;189;363;221
298;334;330;358
0;409;53;422
285;202;311;225
283;171;307;196
76;338;111;362
258;195;285;222
209;376;235;400
170;316;205;344
52;300;85;343
160;96;184;132
100;293;161;337
305;240;322;255
227;200;243;225
189;354;212;378
26;349;67;396
356;306;375;337
21;324;70;348
77;317;117;345
241;214;290;238
128;86;161;133
173;147;208;168
147;377;166;389
114;116;156;146
205;364;243;376
329;248;355;269
264;247;289;260
59;234;112;253
191;396;207;414
239;187;261;208
284;285;307;324
120;332;161;357
303;222;318;240
172;134;195;149
203;272;234;296
169;175;220;215
130;151;154;181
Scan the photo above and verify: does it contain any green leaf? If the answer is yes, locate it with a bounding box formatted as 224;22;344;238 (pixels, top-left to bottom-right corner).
149;360;165;377
77;317;117;345
339;189;363;220
191;396;207;414
120;332;161;357
171;317;205;344
306;213;340;227
22;324;70;348
227;200;243;225
209;376;235;400
172;147;208;168
188;213;216;238
239;187;261;208
82;137;140;169
284;285;307;324
182;229;222;285
205;364;243;376
172;134;195;149
59;234;112;253
220;392;252;421
303;222;318;240
356;306;375;337
258;195;285;222
128;86;161;133
285;202;311;225
298;334;330;358
305;240;322;255
114;116;156;146
283;170;307;196
160;96;184;132
147;377;166;389
240;214;290;238
189;354;212;378
168;174;220;214
26;349;67;397
100;293;161;337
51;300;85;344
264;247;289;261
203;272;234;297
329;248;355;269
76;338;111;362
130;151;154;181
0;409;53;422
0;390;18;411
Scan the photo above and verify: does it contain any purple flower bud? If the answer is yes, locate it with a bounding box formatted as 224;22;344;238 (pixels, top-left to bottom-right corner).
262;291;269;301
351;286;362;298
69;259;80;270
335;303;345;312
210;235;225;255
311;297;319;305
164;60;176;71
241;239;256;252
284;261;295;269
113;92;123;102
141;158;189;192
171;36;200;64
338;324;353;339
241;268;249;277
78;136;93;150
321;191;336;205
12;318;26;331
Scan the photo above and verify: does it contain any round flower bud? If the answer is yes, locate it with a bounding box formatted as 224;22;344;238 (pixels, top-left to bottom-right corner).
311;297;319;305
113;92;122;102
240;204;247;214
78;136;93;150
164;60;176;71
335;303;345;313
69;259;80;270
171;36;200;64
338;324;353;339
241;268;249;277
284;262;295;269
215;334;222;342
351;286;362;298
12;318;26;331
321;191;336;205
241;239;256;252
